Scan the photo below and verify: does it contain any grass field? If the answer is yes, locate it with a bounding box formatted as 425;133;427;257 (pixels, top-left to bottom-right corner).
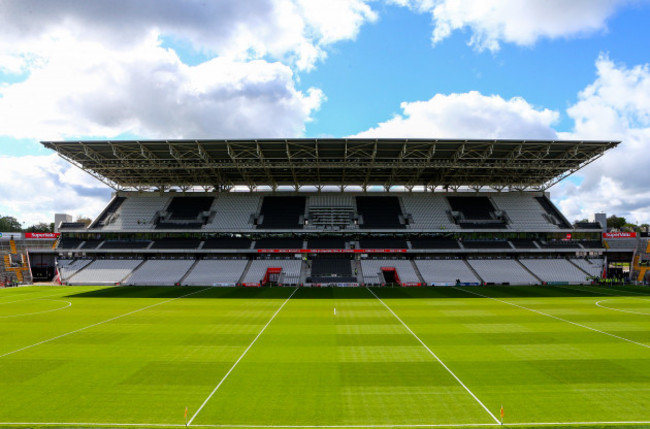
1;284;650;429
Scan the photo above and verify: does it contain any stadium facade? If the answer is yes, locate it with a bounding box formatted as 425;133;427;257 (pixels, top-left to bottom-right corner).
10;138;645;287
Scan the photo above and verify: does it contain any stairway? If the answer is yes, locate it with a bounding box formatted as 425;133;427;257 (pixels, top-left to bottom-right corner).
631;238;650;282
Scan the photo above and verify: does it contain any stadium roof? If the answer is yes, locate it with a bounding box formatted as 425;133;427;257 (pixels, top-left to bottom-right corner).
42;138;619;191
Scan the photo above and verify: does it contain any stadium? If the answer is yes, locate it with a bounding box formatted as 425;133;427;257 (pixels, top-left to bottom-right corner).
2;138;650;428
34;137;639;286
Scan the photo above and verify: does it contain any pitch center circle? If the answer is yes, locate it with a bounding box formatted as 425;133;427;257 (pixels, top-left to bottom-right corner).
0;299;72;319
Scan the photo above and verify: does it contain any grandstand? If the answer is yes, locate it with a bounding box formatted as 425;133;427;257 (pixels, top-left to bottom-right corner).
39;138;631;287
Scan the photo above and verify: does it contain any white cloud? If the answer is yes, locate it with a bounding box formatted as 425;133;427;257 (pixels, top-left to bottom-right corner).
393;0;627;51
0;36;324;140
0;0;377;72
352;91;559;139
0;155;110;226
554;56;650;223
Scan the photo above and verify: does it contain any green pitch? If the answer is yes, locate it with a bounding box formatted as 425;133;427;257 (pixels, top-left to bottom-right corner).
1;284;649;429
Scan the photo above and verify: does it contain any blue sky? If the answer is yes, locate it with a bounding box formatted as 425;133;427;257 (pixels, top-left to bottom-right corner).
1;0;650;225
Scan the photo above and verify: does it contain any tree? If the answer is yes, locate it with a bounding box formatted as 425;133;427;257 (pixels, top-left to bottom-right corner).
0;215;22;232
24;222;53;233
607;215;627;230
76;216;93;227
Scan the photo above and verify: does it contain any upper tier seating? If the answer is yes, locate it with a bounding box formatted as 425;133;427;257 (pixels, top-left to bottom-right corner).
520;258;591;284
167;197;214;220
91;196;126;228
124;259;195;286
306;194;356;230
67;259;142;285
157;196;214;229
241;259;302;285
360;259;420;285
183;259;248;286
414;259;480;285
257;196;305;229
535;196;572;229
203;194;259;231
356;196;405;229
401;194;457;230
468;258;538;285
447;196;507;229
100;195;171;230
490;193;560;231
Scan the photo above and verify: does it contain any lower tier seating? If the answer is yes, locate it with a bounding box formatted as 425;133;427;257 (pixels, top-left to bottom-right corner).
124;259;195;286
468;259;539;285
67;259;143;285
241;259;302;286
520;258;592;284
183;259;249;286
414;259;480;286
360;259;420;285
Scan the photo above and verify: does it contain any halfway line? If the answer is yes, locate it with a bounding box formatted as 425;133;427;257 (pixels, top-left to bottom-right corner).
0;286;211;359
188;287;299;426
454;287;650;350
367;287;501;425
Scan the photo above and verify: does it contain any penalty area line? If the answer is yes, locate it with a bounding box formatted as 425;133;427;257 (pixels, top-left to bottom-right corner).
187;287;299;426
367;287;501;425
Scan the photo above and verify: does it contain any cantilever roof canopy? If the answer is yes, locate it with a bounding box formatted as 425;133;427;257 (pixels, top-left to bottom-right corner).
42;138;618;191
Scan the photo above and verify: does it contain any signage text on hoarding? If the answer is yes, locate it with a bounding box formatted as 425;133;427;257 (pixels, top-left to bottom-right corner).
603;232;636;239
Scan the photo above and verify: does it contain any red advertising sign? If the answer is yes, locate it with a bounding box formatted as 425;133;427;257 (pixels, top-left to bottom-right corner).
603;232;636;239
24;232;60;239
256;248;408;253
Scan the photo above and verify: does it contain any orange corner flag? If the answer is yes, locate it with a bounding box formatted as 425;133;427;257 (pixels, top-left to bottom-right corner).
500;405;504;425
185;406;188;427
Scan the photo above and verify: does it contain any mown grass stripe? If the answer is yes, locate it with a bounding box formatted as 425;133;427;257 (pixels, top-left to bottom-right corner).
367;287;501;425
188;287;299;426
0;286;211;360
455;286;650;349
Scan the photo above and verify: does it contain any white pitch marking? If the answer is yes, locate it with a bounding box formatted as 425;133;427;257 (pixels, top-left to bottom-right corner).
4;420;650;428
596;298;650;316
454;287;650;350
555;283;650;298
367;287;501;425
0;299;72;319
188;287;299;426
0;288;78;305
0;287;211;359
